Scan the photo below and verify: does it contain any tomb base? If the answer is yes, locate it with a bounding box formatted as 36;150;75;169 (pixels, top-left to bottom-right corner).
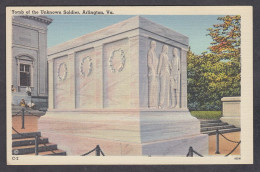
38;109;208;156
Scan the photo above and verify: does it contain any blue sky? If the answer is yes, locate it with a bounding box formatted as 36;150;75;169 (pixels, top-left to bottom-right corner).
47;15;223;55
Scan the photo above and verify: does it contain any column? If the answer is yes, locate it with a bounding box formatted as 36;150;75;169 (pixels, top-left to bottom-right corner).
68;52;76;109
48;59;54;109
38;30;47;96
94;45;103;108
129;36;140;108
181;48;188;109
138;36;149;108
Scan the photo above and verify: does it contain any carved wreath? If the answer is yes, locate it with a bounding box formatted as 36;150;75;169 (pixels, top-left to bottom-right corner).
80;56;93;77
109;48;126;73
57;62;68;81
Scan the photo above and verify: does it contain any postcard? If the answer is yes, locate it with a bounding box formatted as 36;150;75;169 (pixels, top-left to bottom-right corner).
6;6;253;165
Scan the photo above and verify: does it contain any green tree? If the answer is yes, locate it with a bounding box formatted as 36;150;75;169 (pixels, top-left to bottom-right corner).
207;15;241;98
187;15;241;111
207;15;241;61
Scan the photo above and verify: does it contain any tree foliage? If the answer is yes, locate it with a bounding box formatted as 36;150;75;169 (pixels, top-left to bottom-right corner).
207;16;241;58
187;15;241;110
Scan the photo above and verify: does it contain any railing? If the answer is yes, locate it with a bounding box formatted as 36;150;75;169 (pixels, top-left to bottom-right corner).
81;145;105;156
186;146;204;157
12;108;105;156
13;126;106;156
12;108;48;155
12;108;39;129
186;129;241;157
12;126;59;155
215;129;241;156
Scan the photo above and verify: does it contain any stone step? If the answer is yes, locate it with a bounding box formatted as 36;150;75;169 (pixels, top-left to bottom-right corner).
12;132;41;139
201;122;228;128
201;128;241;135
12;137;48;147
200;120;222;124
12;143;58;155
200;125;235;132
27;149;67;156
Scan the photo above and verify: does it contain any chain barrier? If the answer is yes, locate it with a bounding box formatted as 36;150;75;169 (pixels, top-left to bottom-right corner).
12;108;41;129
100;149;105;156
12;108;40;117
24;109;41;117
81;147;96;156
12;127;59;155
81;145;105;156
186;146;203;157
187;137;240;157
12;109;23;116
37;137;59;155
225;141;241;157
192;150;204;157
186;150;191;157
215;129;241;156
12;127;28;137
219;132;240;144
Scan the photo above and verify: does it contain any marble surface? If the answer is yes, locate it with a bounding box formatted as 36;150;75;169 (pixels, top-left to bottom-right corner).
75;48;96;108
40;16;208;156
221;96;241;127
39;110;207;156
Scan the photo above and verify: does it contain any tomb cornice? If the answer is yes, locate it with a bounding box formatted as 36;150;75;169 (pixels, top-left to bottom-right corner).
48;16;189;56
12;21;47;33
21;15;53;25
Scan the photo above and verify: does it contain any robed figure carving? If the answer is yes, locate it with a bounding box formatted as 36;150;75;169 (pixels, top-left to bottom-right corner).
170;48;181;108
147;41;159;108
158;45;170;108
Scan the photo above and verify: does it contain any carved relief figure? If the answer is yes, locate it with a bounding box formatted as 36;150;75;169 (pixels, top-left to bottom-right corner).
170;48;181;108
157;45;170;108
147;41;159;108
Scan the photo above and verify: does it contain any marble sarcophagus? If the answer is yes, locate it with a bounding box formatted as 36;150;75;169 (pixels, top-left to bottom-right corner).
39;16;208;156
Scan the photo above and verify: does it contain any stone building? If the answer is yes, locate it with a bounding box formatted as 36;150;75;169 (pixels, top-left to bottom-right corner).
12;16;52;109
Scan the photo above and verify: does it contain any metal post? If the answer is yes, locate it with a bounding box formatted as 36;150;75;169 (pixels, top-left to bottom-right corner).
96;145;101;156
189;146;193;157
21;108;25;129
215;129;220;154
35;135;39;155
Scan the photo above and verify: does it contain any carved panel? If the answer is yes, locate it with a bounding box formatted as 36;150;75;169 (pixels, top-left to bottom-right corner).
80;56;93;77
147;40;159;108
146;40;183;109
54;56;70;109
109;48;126;73
103;38;130;108
57;62;68;81
75;48;96;109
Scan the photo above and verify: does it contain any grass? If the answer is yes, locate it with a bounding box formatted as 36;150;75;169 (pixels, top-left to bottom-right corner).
190;111;222;120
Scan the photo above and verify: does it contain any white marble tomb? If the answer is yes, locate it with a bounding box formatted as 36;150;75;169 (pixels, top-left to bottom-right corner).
38;16;208;156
